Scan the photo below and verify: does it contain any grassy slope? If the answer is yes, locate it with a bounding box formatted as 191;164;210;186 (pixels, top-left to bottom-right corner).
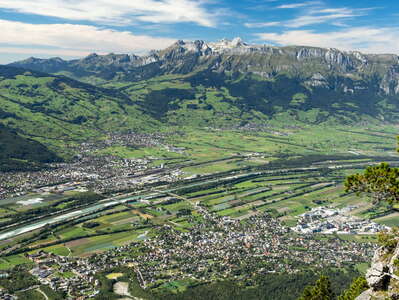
105;70;399;129
0;66;159;160
0;125;61;171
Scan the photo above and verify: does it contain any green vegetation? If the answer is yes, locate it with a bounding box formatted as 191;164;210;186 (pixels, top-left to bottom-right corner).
377;227;399;252
299;276;334;300
40;285;66;300
338;277;368;300
0;191;104;228
0;125;60;171
15;289;45;300
319;136;399;300
346;162;399;204
92;267;359;300
0;265;39;293
2;53;399;170
0;254;32;270
3;46;399;299
300;275;367;300
345;137;399;205
4;153;397;259
0;65;158;165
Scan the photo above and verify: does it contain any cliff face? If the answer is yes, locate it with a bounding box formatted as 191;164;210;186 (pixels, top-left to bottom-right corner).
357;239;399;300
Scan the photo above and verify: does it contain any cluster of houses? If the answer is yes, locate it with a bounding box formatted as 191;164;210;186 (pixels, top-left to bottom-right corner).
26;251;100;299
0;131;185;200
0;151;148;200
293;206;389;234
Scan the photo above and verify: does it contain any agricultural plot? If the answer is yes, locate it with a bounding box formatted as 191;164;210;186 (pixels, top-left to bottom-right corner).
167;157;397;227
0;255;32;270
374;213;399;227
42;245;71;256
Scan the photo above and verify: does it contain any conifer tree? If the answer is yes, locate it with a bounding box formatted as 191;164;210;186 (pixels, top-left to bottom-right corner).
298;275;334;300
338;277;368;300
345;138;399;204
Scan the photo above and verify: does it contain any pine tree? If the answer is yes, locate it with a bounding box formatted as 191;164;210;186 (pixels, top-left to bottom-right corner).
345;163;399;204
298;275;334;300
345;137;399;204
338;277;368;300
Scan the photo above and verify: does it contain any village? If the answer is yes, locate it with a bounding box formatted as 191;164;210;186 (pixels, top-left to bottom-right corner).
0;135;393;299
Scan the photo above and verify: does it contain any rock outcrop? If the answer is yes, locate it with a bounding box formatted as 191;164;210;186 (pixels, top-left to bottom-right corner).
357;238;399;300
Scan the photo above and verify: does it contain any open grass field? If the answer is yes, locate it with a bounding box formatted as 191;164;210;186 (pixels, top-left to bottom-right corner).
61;229;152;256
374;213;399;227
42;245;71;256
0;255;32;270
106;272;124;280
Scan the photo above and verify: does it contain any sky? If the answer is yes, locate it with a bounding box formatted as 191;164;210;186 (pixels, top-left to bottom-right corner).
0;0;399;64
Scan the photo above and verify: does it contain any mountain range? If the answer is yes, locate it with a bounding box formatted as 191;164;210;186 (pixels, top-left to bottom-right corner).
2;38;399;169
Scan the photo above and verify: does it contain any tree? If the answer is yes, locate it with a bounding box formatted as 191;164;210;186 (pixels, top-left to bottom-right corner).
345;138;399;204
298;275;335;300
345;163;399;204
338;277;368;300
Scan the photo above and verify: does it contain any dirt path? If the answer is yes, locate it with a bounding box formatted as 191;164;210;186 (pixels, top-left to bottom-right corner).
37;288;49;300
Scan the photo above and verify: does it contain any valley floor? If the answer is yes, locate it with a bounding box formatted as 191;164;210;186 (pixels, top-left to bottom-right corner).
0;124;398;299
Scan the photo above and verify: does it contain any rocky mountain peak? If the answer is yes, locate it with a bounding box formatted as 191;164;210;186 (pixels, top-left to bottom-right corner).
8;39;399;96
86;53;98;59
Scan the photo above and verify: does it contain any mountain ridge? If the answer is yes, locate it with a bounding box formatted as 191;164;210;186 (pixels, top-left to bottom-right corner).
9;38;399;93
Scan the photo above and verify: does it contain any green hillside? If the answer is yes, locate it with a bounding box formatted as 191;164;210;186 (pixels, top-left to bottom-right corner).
0;125;60;171
10;40;399;126
0;65;159;158
104;70;399;127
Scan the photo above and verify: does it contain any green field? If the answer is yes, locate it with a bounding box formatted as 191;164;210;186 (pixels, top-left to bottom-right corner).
0;255;32;270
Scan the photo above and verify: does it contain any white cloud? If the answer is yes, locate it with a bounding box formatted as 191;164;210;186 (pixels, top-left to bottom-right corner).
246;5;368;30
0;19;176;57
0;0;216;27
283;6;367;28
285;12;358;28
255;27;399;54
244;22;281;28
277;1;321;9
0;47;92;58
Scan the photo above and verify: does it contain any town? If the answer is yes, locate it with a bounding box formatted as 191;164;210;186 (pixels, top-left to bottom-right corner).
0;132;184;199
0;207;377;299
121;209;376;289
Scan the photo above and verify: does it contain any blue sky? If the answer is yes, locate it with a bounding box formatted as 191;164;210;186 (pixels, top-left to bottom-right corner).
0;0;398;63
